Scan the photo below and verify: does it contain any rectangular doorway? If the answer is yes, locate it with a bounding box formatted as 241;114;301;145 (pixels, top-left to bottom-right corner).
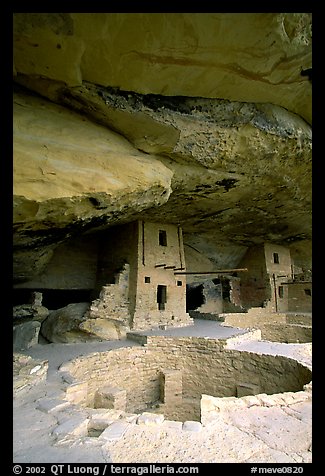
157;285;167;310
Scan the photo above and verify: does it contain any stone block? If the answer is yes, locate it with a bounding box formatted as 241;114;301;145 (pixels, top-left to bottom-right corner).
52;415;89;440
182;421;202;432
137;412;165;425
99;421;130;441
89;410;122;430
162;420;183;430
94;385;126;411
200;394;218;412
160;369;182;404
60;371;75;384
65;381;88;405
37;398;71;413
236;382;260;397
240;395;261;407
257;394;278;407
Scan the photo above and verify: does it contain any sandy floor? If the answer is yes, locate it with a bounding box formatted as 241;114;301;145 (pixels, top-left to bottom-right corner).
13;321;312;464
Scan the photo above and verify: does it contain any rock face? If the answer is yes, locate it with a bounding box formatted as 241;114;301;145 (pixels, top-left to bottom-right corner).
13;90;172;281
13;13;311;123
13;13;312;286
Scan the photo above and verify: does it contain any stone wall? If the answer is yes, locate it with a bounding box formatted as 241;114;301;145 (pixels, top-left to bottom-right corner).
133;221;192;330
146;336;311;418
61;346;161;413
287;283;312;312
221;309;312;343
259;324;312;343
201;382;312;426
227;276;241;308
86;264;131;327
192;280;223;314
264;243;292;276
221;308;288;327
238;245;270;308
262;243;292;313
95;223;138;297
61;336;311;422
186;277;242;317
238;243;294;312
286;313;312;325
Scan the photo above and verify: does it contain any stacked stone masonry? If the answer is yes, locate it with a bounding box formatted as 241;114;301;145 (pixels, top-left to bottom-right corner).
221;309;312;343
60;336;311;422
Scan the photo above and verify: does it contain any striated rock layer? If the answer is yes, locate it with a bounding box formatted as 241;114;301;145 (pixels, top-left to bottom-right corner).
13;13;312;123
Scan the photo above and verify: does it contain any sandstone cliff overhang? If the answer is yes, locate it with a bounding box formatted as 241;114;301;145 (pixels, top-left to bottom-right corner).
13;13;312;282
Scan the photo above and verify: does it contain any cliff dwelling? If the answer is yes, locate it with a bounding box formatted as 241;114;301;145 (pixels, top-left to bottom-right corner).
12;12;312;465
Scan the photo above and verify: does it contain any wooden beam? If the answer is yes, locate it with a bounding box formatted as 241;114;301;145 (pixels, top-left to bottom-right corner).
281;281;312;285
174;268;248;275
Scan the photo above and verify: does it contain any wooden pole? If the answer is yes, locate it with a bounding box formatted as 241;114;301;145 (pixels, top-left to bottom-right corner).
174;268;248;275
273;273;278;312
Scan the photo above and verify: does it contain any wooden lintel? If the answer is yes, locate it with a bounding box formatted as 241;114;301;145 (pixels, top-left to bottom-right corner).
281;281;312;285
174;268;248;275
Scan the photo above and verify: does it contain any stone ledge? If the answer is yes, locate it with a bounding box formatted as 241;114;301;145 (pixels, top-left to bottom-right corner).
201;386;312;426
52;415;89;441
37;398;71;414
99;421;131;441
88;409;123;430
162;420;183;431
224;329;262;347
182;421;202;432
137;412;165;426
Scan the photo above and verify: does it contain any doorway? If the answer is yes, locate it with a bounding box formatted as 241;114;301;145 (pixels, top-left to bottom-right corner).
157;285;167;310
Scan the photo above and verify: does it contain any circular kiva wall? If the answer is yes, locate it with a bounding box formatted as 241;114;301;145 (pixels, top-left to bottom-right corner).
62;337;312;422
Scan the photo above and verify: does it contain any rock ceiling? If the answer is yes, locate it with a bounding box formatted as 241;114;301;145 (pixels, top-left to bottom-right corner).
13;13;312;282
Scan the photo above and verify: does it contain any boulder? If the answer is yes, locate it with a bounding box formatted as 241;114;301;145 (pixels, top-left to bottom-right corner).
13;304;49;322
40;302;91;343
13;320;41;351
41;302;128;342
79;318;127;340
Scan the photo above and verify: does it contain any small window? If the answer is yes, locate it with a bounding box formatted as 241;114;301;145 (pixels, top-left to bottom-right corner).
159;230;167;247
278;286;284;298
304;288;312;296
177;281;182;286
145;277;151;283
273;252;279;264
